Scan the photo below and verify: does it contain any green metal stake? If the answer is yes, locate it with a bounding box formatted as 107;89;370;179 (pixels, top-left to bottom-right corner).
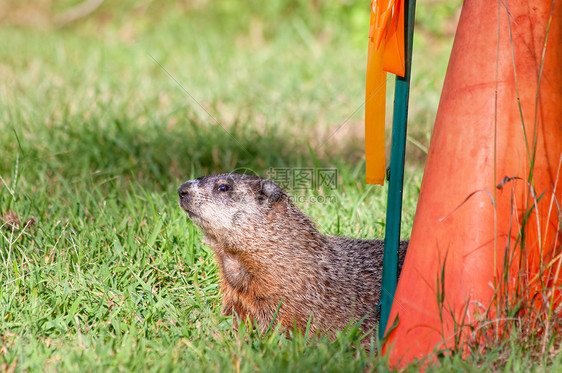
379;0;417;340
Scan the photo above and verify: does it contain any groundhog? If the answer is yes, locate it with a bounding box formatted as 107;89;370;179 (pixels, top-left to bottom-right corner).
178;173;407;340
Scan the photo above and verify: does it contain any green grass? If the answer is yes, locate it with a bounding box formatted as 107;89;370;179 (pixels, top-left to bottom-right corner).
1;0;559;371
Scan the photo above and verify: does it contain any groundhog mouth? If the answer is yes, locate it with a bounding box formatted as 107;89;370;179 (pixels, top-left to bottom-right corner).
179;204;195;217
178;198;192;212
181;206;201;222
178;197;204;226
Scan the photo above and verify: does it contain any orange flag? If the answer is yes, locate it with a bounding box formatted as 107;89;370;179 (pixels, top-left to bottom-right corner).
365;0;405;185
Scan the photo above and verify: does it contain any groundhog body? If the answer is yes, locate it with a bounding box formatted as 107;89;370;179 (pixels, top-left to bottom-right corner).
178;173;407;338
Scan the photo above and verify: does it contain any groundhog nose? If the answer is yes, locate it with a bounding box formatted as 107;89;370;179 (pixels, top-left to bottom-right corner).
178;181;192;199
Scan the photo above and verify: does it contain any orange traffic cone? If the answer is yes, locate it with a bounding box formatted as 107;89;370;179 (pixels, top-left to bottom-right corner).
382;0;562;367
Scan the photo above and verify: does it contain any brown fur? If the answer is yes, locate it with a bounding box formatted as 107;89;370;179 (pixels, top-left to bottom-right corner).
178;173;407;338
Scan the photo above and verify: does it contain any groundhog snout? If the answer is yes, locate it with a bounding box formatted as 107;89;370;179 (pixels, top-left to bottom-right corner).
178;180;195;207
178;182;189;197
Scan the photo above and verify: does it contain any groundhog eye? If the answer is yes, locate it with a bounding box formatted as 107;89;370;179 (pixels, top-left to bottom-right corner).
217;184;229;192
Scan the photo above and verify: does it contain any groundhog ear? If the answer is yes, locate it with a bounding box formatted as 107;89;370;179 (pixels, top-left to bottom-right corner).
259;180;285;203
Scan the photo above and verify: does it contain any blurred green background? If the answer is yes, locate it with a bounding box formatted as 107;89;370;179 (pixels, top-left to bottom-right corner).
1;0;461;178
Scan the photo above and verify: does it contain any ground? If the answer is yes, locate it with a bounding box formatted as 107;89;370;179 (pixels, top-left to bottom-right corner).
1;1;559;371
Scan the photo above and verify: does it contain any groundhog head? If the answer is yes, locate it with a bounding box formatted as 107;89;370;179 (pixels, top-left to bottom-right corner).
178;174;287;241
